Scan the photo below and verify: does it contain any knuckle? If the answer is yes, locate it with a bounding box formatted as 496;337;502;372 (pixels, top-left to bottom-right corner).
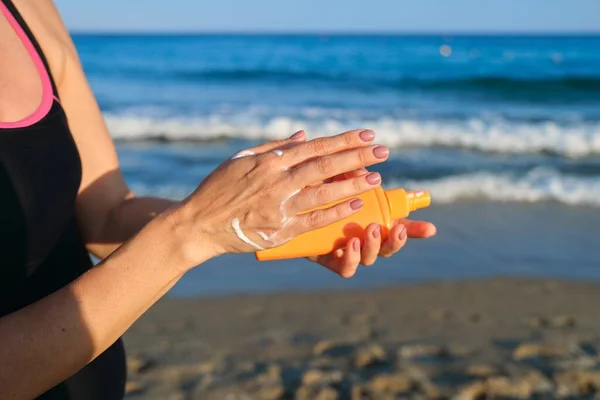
343;132;354;146
357;148;369;165
335;204;348;219
316;156;334;175
352;177;364;192
310;139;330;156
314;186;331;204
256;153;278;168
307;211;325;228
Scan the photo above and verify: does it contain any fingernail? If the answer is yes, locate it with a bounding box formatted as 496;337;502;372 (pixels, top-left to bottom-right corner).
290;130;305;140
398;226;407;241
353;239;361;252
350;199;364;210
366;172;381;185
373;225;381;238
359;130;375;142
373;146;390;159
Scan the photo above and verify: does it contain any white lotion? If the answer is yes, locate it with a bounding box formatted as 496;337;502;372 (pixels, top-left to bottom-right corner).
279;189;300;223
231;218;264;250
231;150;256;159
257;231;270;241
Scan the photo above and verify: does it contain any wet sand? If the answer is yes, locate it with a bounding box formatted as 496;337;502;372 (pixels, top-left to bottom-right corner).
123;277;600;399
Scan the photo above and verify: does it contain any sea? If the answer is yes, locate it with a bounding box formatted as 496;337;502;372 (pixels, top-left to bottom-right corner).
74;34;600;296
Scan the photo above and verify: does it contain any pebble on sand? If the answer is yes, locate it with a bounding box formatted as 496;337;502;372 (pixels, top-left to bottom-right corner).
513;342;569;360
301;369;343;386
367;373;414;394
296;385;339;400
354;343;387;368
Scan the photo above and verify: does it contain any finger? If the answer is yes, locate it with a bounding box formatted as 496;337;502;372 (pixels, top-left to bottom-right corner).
330;168;369;183
253;130;307;154
397;219;437;238
321;168;367;186
380;224;408;258
344;168;369;179
231;130;306;159
289;172;381;214
337;238;361;278
309;248;343;270
313;239;359;279
361;224;382;266
292;144;389;187
283;129;375;165
293;198;364;235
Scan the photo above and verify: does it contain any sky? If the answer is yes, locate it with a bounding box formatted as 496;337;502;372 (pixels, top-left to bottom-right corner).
54;0;600;34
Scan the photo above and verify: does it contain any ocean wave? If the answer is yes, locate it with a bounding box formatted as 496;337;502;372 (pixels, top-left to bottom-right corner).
93;65;600;100
187;70;600;95
176;68;336;83
105;114;600;158
394;168;600;207
129;168;600;207
416;76;600;94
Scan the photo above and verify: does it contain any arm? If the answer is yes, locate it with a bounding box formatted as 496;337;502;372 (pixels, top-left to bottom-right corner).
29;0;177;259
0;2;427;398
0;128;392;399
0;210;204;399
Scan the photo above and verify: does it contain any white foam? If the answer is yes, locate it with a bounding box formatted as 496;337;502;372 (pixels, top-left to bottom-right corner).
392;168;600;207
105;113;600;158
130;169;600;208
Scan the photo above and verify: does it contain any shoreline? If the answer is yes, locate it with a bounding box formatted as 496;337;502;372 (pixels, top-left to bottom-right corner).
124;277;600;399
168;274;600;300
170;202;600;297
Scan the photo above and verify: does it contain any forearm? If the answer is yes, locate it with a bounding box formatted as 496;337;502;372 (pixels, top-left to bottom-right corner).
85;195;178;259
0;210;206;399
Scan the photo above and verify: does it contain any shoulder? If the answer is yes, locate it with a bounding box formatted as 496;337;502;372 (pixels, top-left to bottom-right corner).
12;0;80;91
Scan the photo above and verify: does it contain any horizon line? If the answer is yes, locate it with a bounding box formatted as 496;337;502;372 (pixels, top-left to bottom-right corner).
68;30;600;36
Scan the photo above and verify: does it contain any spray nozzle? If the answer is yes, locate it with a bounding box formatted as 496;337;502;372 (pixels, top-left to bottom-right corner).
406;190;431;212
385;188;431;220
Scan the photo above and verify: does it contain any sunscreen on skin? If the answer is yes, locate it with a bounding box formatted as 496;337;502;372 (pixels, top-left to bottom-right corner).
255;187;431;261
232;217;264;251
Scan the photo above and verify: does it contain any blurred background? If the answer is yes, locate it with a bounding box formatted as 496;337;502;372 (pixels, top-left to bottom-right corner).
54;0;600;295
55;1;600;398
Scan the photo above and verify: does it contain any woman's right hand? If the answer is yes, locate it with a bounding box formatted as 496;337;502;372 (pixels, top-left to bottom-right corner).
171;129;390;268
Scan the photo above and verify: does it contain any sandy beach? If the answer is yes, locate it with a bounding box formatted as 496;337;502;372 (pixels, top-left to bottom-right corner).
123;277;600;399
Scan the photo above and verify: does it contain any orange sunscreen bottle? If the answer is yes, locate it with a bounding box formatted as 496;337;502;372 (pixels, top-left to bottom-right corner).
255;187;431;261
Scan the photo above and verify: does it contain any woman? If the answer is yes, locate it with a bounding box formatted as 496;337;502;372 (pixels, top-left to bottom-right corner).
0;0;436;398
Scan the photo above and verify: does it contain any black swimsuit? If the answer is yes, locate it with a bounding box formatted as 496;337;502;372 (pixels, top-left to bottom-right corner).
0;0;126;398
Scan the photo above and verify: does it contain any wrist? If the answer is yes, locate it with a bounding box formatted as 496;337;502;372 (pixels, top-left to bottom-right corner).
162;203;222;271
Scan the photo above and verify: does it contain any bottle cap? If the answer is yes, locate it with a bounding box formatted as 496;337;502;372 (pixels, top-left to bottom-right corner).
385;189;431;220
407;190;431;212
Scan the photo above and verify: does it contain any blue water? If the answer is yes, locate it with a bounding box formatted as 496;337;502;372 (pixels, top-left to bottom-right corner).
75;35;600;294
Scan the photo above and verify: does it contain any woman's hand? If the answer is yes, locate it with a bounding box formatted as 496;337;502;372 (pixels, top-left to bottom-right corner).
307;169;437;278
171;129;391;269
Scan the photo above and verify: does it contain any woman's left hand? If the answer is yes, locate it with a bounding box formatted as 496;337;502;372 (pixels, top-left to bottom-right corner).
306;169;437;278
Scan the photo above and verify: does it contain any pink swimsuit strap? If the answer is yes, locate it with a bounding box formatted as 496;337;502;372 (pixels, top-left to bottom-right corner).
0;0;55;129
